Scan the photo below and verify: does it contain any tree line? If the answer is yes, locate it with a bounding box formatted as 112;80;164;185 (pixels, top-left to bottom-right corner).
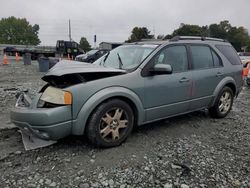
127;21;250;52
0;16;250;52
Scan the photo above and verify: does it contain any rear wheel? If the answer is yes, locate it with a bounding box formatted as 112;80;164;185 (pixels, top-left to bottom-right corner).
209;86;234;118
86;99;134;147
246;78;250;86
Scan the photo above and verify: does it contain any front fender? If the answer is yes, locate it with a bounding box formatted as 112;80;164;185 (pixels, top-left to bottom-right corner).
71;87;145;135
209;76;236;107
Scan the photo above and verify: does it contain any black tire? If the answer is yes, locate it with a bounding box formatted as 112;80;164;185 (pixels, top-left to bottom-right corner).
246;78;250;86
209;86;234;118
86;99;134;147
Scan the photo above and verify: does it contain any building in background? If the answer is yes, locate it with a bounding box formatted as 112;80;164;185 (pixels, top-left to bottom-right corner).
99;42;123;50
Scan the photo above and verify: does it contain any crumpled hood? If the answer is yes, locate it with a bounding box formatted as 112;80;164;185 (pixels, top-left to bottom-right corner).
41;60;126;86
43;60;126;77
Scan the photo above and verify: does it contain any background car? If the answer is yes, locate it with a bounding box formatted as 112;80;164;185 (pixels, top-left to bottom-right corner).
75;49;109;63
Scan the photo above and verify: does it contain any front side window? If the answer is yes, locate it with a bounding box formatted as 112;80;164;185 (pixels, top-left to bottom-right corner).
190;46;214;69
153;45;188;72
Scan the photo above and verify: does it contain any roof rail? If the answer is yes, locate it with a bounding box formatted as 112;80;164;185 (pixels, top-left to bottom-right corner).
170;36;228;42
140;39;164;42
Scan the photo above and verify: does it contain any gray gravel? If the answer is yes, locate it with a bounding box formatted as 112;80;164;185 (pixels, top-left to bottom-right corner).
0;58;249;187
0;56;45;129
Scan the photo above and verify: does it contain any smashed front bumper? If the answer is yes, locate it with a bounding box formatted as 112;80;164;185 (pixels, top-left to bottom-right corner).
10;92;72;141
19;127;57;150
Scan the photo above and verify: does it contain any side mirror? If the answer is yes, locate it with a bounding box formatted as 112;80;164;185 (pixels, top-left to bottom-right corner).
150;64;173;75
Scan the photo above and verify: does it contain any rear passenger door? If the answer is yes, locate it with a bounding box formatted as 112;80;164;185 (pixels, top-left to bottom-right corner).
188;44;224;110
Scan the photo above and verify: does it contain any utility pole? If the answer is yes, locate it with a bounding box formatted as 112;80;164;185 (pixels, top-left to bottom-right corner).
94;35;96;49
153;25;156;39
69;19;72;41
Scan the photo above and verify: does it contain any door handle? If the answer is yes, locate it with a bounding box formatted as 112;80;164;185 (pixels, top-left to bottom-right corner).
179;77;190;83
216;72;223;77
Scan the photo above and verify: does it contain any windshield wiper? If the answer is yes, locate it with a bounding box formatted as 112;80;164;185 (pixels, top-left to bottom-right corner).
103;51;110;62
100;51;110;66
117;53;123;69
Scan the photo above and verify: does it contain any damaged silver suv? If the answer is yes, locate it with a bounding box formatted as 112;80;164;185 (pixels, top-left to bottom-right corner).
11;36;243;147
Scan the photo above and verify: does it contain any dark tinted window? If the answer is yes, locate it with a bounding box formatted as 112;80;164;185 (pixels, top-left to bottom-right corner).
216;45;241;65
99;50;108;55
154;45;188;72
190;46;213;69
212;50;222;67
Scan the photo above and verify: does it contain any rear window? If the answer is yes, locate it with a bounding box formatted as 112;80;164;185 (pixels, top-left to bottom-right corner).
216;45;241;65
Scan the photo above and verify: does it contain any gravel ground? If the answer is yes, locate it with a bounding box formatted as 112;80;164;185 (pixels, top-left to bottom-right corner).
0;58;249;188
0;56;45;129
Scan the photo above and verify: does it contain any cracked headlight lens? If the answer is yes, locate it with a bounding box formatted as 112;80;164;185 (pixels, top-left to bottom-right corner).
40;86;72;105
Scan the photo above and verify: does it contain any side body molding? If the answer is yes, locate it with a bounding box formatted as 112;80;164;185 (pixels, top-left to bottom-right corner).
71;87;145;135
209;76;236;107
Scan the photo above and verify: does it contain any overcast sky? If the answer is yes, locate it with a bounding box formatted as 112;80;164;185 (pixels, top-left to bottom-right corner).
0;0;249;46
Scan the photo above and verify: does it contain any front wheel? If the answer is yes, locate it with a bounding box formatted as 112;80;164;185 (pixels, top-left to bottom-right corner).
86;99;134;147
209;86;234;118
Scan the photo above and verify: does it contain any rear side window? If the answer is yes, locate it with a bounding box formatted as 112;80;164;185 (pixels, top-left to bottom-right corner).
190;46;214;69
216;45;241;65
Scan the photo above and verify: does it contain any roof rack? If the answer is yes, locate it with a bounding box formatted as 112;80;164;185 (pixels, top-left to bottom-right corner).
139;39;164;42
170;36;228;42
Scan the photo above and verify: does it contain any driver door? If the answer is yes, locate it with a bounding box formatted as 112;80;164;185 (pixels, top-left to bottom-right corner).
143;45;193;122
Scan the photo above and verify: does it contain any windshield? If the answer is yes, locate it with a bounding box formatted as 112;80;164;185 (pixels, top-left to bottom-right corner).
94;44;158;70
87;49;98;55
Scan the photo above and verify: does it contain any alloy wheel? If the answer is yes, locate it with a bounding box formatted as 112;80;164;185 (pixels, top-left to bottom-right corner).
99;108;129;142
218;91;232;114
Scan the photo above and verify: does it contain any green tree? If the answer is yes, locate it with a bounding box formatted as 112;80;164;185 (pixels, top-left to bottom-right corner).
0;16;40;45
164;20;250;51
126;27;154;42
208;20;250;51
208;20;232;39
228;26;249;51
246;40;250;51
171;24;208;37
157;35;165;40
79;37;91;52
163;34;172;40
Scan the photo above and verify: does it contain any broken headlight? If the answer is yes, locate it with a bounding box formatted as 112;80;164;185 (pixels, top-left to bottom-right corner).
37;86;72;107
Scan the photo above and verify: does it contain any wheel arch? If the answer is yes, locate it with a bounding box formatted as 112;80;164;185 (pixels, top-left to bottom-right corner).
71;87;145;135
210;77;237;107
224;82;236;96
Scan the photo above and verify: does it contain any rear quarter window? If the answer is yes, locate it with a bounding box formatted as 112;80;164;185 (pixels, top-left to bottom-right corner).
211;50;222;67
216;45;241;65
